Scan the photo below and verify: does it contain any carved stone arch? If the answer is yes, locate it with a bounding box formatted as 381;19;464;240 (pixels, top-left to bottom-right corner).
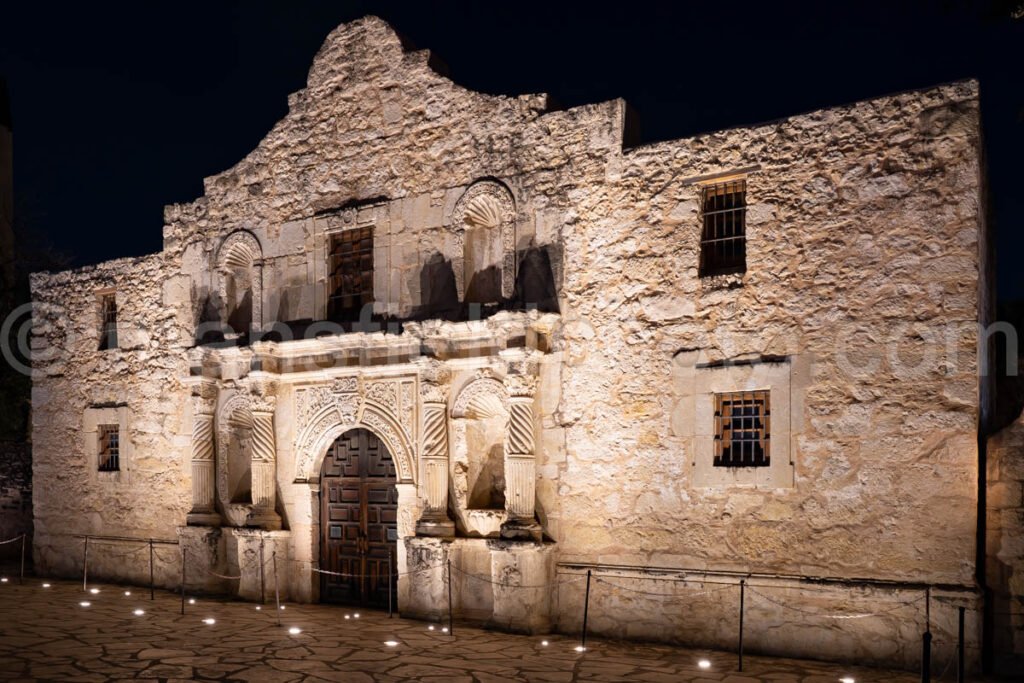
451;375;510;419
216;230;264;334
450;180;517;302
295;403;415;485
450;374;511;521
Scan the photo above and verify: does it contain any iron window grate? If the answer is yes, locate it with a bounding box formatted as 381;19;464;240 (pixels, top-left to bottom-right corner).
328;227;374;322
699;179;747;277
713;390;770;467
98;424;120;472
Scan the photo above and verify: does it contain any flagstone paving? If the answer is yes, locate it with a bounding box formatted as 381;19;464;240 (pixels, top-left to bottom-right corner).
0;575;943;681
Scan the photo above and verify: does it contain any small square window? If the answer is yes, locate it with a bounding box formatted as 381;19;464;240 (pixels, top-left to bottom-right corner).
99;293;118;350
327;227;374;323
713;391;770;467
98;425;120;472
699;179;747;277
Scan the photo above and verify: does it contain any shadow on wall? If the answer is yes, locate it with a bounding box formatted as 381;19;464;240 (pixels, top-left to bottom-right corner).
0;441;31;563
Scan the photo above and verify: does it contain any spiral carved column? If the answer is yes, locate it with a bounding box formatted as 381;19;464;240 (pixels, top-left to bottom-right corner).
248;385;282;530
502;374;541;540
416;381;455;537
187;388;221;526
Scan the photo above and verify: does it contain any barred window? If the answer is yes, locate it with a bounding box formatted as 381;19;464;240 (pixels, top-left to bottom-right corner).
99;293;118;350
699;179;747;277
328;228;374;322
98;425;120;472
713;391;770;467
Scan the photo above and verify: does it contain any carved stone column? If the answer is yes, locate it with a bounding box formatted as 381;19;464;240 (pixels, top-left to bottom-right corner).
416;381;454;537
187;384;221;527
502;374;541;540
248;382;281;530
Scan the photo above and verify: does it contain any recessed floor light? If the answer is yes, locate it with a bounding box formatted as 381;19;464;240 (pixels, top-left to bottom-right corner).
574;646;586;652
541;640;549;646
840;678;856;683
428;625;434;631
42;583;51;588
0;578;8;583
351;612;358;618
441;627;449;633
288;627;301;635
133;609;145;616
698;659;712;670
255;606;262;611
279;605;286;610
188;598;196;605
384;640;399;647
202;618;215;625
124;591;131;596
79;601;91;607
89;588;99;594
344;614;350;619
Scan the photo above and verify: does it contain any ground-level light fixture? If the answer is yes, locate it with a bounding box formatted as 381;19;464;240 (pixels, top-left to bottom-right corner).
255;606;262;611
188;598;196;605
428;625;434;631
840;678;856;683
574;646;586;652
1;578;8;583
133;609;145;616
124;591;131;596
202;618;216;625
384;640;399;647
441;627;449;633
89;588;99;594
79;601;91;607
344;614;350;619
541;640;549;647
698;659;712;670
288;627;301;635
42;583;51;588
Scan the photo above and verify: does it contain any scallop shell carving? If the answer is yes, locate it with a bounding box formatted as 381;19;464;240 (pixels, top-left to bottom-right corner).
463;194;503;229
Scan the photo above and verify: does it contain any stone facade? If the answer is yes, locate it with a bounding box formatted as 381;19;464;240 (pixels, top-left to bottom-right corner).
29;15;996;671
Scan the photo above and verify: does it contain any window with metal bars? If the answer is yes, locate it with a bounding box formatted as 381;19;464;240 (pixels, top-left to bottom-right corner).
327;228;374;322
99;293;118;350
713;390;770;467
98;425;120;472
699;179;747;277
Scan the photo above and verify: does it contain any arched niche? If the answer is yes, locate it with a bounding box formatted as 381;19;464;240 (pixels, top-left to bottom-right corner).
450;374;510;536
216;230;263;336
450;181;516;305
217;393;255;526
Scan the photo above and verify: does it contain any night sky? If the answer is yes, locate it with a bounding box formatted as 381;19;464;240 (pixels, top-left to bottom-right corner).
1;1;1021;298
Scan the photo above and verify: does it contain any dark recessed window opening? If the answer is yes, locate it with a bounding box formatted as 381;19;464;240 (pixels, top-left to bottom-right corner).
699;179;747;277
99;293;118;350
98;424;120;472
714;390;770;467
328;227;374;323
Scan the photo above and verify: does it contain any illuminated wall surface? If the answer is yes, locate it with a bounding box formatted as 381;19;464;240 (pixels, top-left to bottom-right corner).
25;16;1020;673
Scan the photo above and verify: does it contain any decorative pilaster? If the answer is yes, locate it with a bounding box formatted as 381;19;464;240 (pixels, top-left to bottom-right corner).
502;373;541;540
248;381;281;530
187;382;221;526
417;380;454;537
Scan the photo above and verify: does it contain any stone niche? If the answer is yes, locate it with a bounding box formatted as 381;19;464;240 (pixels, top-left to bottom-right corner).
450;371;512;537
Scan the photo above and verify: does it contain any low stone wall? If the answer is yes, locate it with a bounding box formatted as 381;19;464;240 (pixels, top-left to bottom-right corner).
554;565;980;673
0;440;30;562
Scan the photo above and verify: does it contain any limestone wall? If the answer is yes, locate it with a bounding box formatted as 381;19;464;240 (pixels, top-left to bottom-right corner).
987;409;1024;673
29;253;193;586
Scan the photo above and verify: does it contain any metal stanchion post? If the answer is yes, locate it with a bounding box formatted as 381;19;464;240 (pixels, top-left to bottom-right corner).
82;536;89;592
180;547;187;616
19;534;26;584
149;540;155;600
581;569;592;652
447;559;454;636
273;552;281;627
957;606;965;683
739;580;746;672
388;551;393;618
259;538;266;605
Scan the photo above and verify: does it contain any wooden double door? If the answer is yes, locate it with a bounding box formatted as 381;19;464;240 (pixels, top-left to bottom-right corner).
319;428;398;606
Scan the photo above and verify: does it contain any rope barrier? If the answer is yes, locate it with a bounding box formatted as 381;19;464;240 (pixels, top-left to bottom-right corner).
595;577;734;599
450;565;587;589
0;533;25;545
749;589;925;618
310;561;443;580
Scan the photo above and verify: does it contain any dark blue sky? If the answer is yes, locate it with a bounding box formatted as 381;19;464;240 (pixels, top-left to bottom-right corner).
1;1;1022;298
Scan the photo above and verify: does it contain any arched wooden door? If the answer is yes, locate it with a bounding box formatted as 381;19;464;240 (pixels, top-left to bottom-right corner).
319;428;398;606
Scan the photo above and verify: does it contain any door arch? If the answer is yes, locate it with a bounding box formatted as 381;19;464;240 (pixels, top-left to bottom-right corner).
319;428;398;606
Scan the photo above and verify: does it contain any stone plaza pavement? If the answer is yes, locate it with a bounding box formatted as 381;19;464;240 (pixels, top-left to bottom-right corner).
0;575;940;682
